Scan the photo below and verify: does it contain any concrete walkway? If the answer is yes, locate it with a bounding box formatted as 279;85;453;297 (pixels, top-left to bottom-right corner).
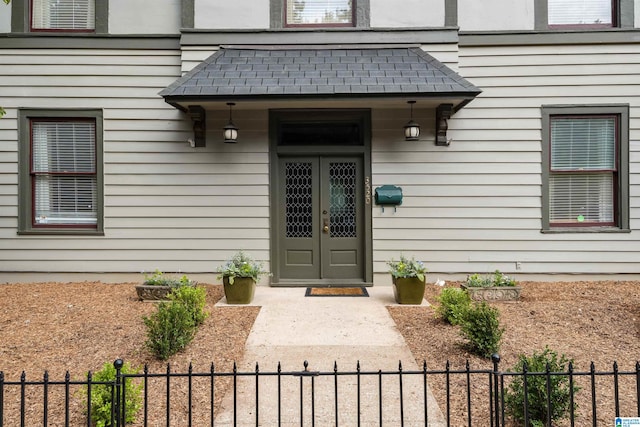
214;286;446;426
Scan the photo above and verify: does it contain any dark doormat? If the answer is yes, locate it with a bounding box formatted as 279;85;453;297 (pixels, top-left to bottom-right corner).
305;287;369;297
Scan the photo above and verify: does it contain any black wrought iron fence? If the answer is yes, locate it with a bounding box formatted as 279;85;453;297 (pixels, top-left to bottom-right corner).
1;356;638;426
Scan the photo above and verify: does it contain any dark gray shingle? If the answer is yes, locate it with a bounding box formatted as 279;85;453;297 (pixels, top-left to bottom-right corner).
160;47;481;99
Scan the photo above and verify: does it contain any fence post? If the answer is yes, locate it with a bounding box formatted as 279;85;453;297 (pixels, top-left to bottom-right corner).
87;371;93;427
492;354;501;427
0;371;4;427
114;359;124;427
43;371;49;426
636;361;640;417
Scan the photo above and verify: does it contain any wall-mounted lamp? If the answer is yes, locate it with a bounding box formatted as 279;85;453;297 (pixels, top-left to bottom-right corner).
223;102;238;143
403;100;420;141
187;105;206;147
436;103;453;146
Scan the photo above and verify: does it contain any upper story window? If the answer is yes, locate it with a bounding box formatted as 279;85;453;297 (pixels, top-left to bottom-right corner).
31;0;95;32
285;0;354;27
548;0;615;28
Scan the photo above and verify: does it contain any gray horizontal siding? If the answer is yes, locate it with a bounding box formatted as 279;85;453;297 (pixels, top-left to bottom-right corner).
1;34;638;277
371;41;638;275
0;44;271;273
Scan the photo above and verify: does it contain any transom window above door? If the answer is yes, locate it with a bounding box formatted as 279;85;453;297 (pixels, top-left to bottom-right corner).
548;0;615;28
31;0;95;32
285;0;354;27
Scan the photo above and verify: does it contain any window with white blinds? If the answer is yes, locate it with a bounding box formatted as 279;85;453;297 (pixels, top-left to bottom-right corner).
286;0;353;25
549;116;617;225
548;0;613;26
31;120;97;227
31;0;95;31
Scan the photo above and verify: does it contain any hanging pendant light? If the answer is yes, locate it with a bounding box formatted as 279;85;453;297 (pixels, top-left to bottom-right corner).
403;100;420;141
223;102;238;143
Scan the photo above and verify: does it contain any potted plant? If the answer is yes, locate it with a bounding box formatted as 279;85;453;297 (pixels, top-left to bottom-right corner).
216;251;268;304
461;270;522;301
135;270;195;301
387;254;428;304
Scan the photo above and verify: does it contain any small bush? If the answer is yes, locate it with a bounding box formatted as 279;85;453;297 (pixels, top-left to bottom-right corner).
144;300;196;360
465;270;517;287
143;270;195;287
435;287;471;325
84;361;142;427
504;347;579;427
465;273;494;288
458;302;503;358
169;285;208;326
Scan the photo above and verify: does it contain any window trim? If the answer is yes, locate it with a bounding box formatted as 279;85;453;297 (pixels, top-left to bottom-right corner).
18;109;104;235
271;0;370;29
12;0;108;34
534;0;635;30
541;105;630;233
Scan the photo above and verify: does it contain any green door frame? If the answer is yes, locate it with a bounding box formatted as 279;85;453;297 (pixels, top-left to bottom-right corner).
269;109;373;287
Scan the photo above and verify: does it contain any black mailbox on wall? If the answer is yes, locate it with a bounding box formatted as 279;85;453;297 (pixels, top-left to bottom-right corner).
374;185;403;211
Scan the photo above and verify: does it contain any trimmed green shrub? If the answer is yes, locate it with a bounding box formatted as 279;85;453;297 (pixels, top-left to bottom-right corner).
465;270;517;288
143;270;195;287
435;287;471;325
144;300;196;360
169;285;208;326
504;347;579;427
458;302;503;358
84;361;142;427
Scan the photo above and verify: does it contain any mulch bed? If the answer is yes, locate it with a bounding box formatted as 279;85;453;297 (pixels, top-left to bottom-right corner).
388;280;640;426
0;279;638;426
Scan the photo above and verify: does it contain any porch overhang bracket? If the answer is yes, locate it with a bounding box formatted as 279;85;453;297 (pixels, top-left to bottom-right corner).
188;105;206;147
436;103;453;146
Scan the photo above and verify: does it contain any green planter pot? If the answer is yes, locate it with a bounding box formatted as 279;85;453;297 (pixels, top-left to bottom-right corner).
392;277;426;304
223;276;256;304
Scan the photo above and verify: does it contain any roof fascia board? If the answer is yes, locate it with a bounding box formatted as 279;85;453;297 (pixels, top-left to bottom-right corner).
0;34;181;49
460;29;640;46
180;28;459;47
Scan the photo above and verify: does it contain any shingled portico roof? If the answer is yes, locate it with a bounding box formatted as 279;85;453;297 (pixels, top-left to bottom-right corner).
160;47;481;110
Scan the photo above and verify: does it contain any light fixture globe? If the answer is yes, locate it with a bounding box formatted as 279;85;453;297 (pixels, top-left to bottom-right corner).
223;122;238;143
404;119;420;141
223;102;238;143
404;100;420;141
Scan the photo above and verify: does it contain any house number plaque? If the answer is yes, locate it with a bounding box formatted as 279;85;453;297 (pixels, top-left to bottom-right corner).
365;176;371;205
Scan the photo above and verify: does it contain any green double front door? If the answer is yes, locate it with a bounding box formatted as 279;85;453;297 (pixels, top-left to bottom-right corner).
277;155;365;283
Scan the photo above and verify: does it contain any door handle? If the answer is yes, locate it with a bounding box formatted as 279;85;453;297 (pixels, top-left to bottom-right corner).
323;218;329;233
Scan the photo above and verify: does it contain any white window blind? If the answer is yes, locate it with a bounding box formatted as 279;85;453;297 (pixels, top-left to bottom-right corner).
548;0;612;25
549;116;616;225
32;0;95;30
551;117;615;170
32;121;97;226
549;174;614;223
286;0;353;25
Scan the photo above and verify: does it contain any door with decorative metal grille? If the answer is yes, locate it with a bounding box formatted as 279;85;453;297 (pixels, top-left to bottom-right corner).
277;156;364;282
